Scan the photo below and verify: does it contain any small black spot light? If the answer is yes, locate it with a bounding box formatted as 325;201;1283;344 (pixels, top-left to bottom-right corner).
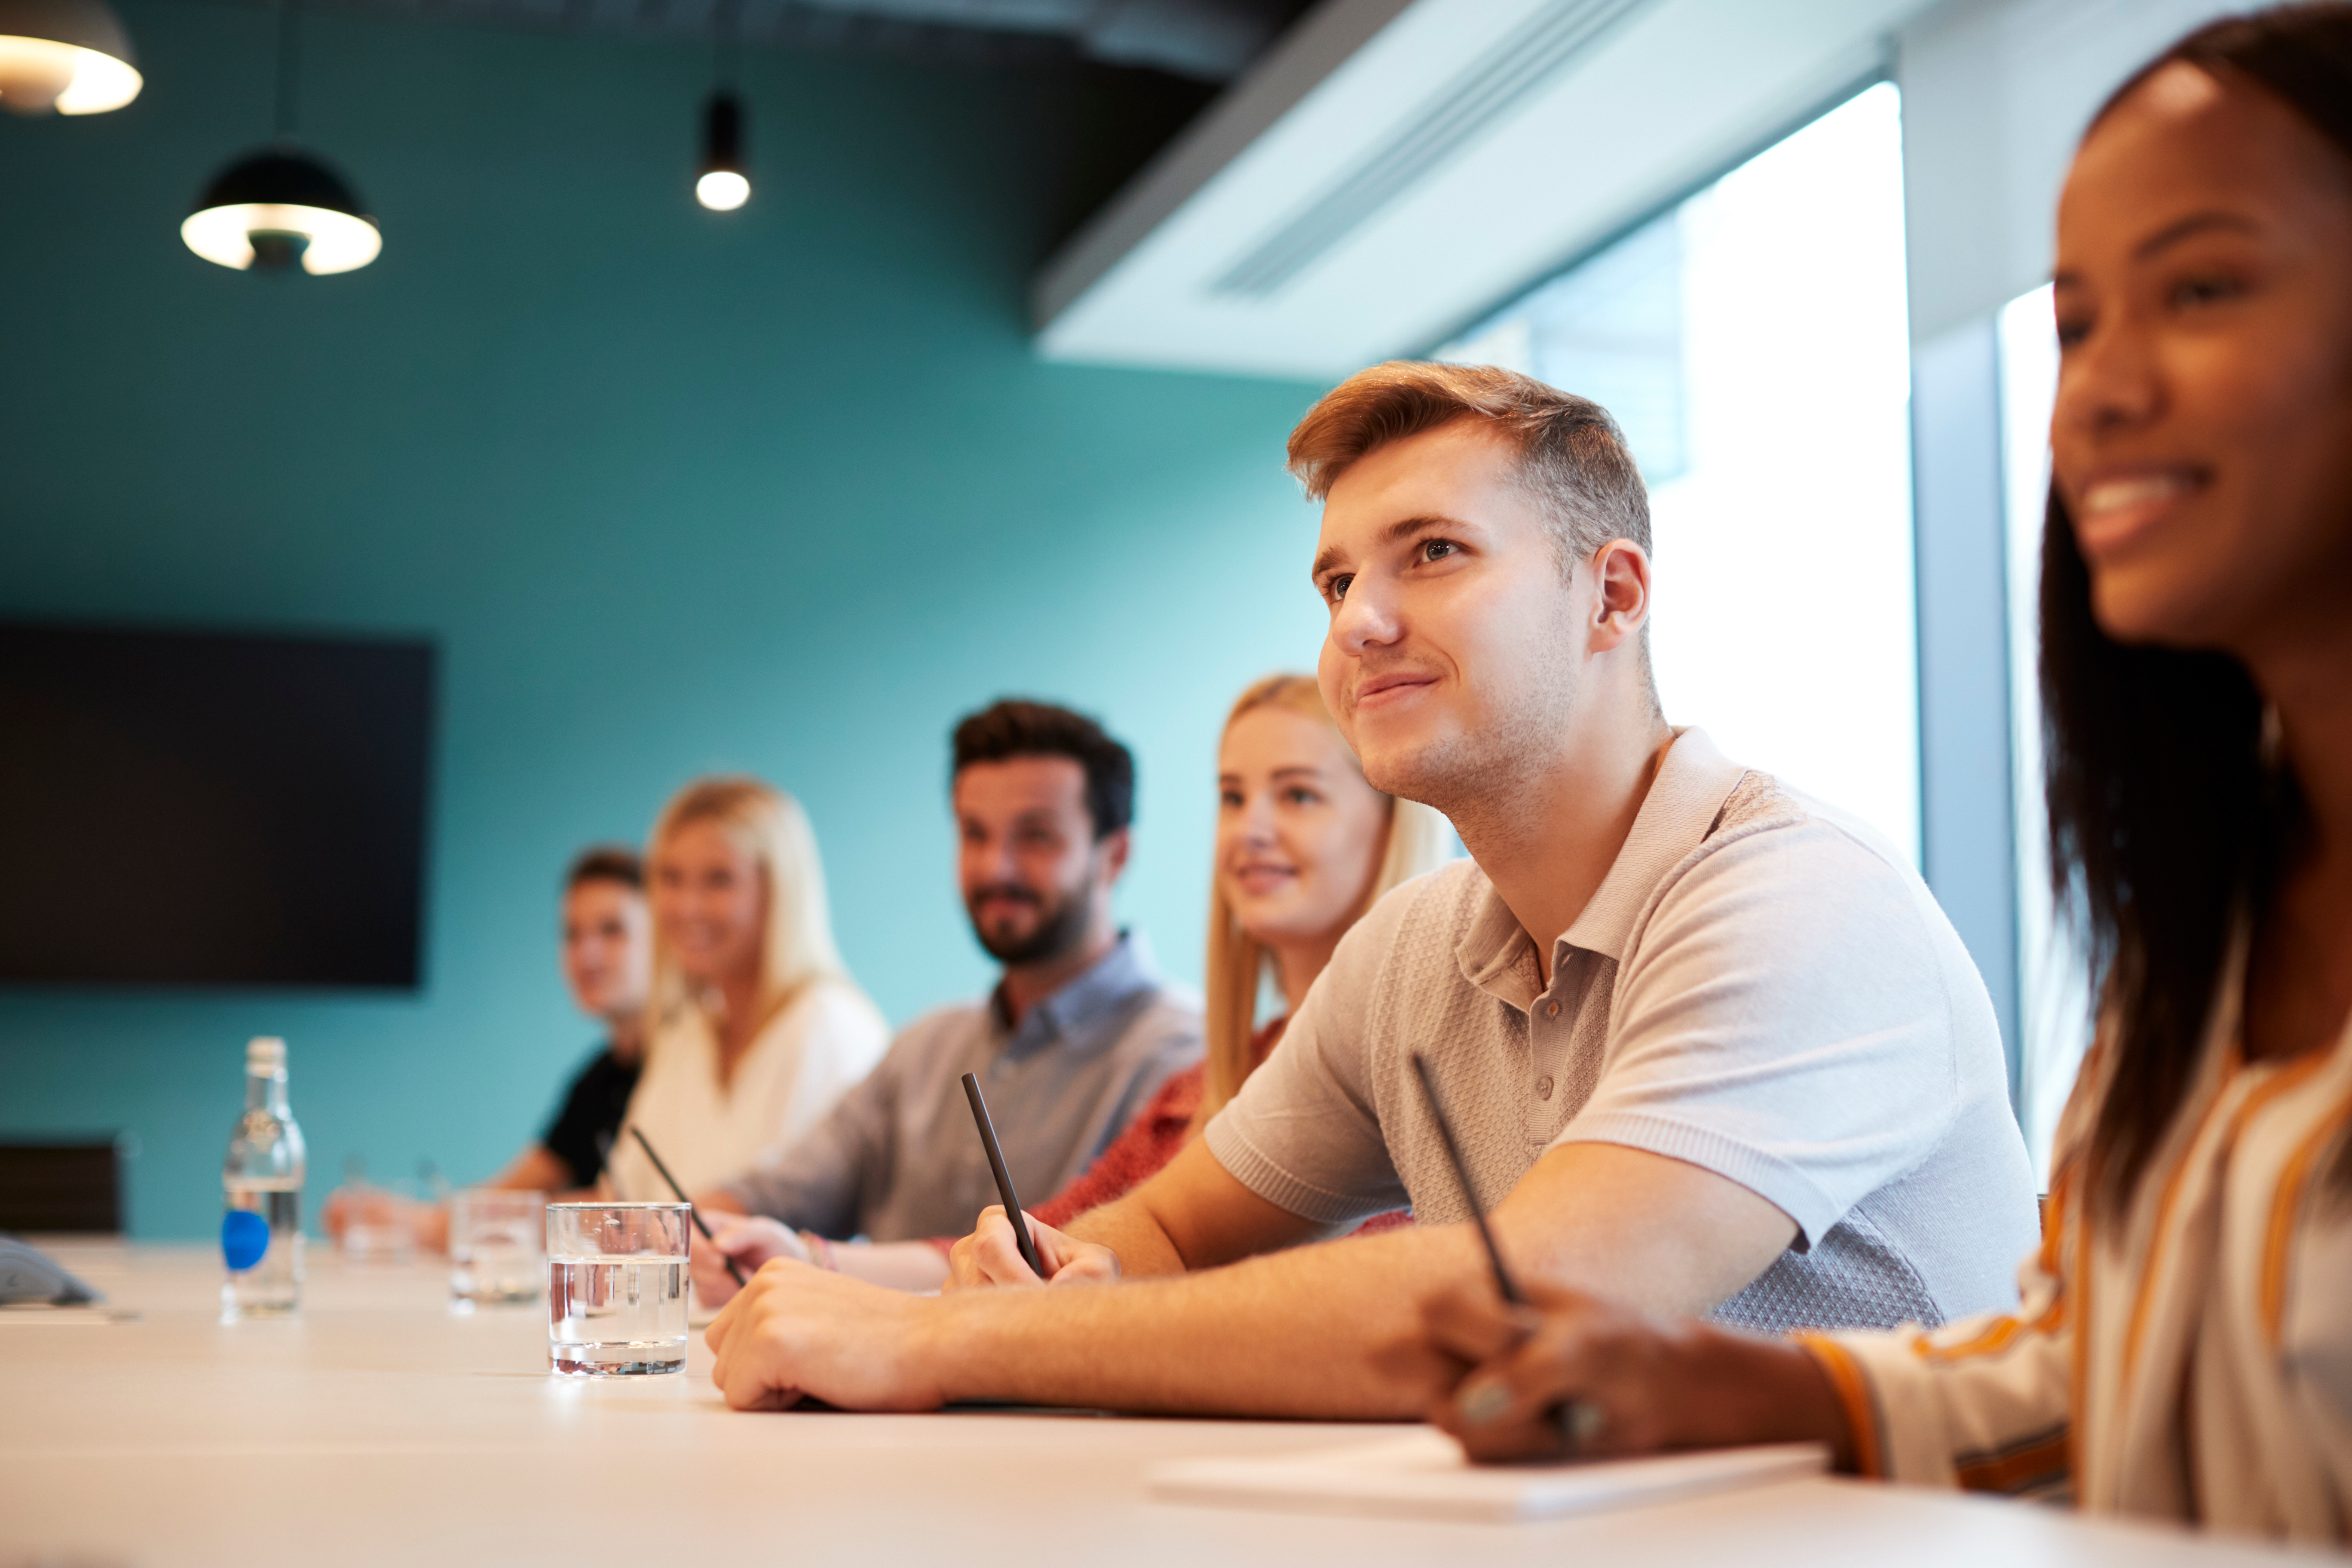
696;91;747;211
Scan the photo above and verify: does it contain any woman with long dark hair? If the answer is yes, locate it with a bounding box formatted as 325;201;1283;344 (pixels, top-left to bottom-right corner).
1410;6;2352;1539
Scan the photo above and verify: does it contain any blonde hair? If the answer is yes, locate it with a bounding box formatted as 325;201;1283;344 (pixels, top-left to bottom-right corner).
646;776;851;1035
1198;675;1453;1118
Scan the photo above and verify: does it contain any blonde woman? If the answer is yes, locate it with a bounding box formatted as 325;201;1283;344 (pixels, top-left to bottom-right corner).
604;777;888;1200
942;673;1452;1286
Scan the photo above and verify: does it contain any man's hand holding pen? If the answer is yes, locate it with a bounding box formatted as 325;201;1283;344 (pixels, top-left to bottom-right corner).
945;1205;1120;1292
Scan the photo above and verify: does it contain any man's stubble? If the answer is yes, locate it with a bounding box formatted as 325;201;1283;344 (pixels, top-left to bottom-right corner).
1355;628;1582;859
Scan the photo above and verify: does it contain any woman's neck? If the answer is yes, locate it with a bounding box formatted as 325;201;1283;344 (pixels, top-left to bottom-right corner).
1270;932;1344;1020
2263;631;2352;858
707;970;766;1087
2242;622;2352;1061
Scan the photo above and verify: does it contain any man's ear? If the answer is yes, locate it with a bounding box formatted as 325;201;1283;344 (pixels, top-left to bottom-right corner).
1587;539;1652;654
1095;827;1133;885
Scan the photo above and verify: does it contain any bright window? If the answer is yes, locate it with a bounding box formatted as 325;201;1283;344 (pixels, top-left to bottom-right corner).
1999;282;2092;1182
1439;84;1919;861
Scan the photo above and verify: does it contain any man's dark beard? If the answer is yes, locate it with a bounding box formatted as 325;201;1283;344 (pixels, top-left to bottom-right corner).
965;881;1093;967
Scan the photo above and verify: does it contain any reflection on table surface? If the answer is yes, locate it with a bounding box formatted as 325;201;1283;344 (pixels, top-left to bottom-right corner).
0;1240;2299;1568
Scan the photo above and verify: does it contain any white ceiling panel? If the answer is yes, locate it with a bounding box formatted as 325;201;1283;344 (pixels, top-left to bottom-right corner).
1035;0;1940;378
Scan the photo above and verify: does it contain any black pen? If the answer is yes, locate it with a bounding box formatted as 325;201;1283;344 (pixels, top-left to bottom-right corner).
961;1071;1048;1280
626;1125;747;1287
1409;1051;1601;1455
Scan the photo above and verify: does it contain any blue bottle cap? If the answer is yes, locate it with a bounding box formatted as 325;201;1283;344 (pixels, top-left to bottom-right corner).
222;1209;271;1271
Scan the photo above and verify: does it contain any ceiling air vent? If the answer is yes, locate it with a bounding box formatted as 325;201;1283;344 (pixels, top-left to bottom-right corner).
1210;0;1657;300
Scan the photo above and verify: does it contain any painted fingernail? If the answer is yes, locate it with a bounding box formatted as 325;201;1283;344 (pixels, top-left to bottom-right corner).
1459;1381;1513;1426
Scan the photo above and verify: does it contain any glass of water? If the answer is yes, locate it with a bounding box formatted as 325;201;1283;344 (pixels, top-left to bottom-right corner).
546;1201;690;1375
449;1188;543;1308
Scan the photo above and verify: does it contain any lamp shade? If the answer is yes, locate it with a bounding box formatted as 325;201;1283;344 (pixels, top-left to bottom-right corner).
182;147;381;275
0;0;140;115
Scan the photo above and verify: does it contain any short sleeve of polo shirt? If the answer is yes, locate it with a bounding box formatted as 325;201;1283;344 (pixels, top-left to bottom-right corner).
1550;813;1961;1249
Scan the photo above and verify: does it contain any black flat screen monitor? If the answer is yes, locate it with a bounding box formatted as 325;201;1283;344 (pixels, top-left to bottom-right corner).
0;622;435;988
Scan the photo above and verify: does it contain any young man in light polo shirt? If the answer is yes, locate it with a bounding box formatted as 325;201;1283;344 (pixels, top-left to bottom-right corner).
700;363;2038;1418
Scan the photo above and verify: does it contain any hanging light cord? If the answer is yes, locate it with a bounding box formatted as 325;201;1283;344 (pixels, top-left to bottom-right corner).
273;0;302;141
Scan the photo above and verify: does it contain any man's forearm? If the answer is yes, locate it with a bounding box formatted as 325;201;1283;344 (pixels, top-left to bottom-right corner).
1062;1194;1187;1277
919;1224;1485;1417
1056;1140;1327;1277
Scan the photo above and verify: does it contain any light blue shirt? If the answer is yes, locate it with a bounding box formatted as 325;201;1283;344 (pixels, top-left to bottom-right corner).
720;932;1202;1241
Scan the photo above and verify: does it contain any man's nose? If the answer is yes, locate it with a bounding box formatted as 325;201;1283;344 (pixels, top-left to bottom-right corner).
967;836;1017;881
1331;583;1400;655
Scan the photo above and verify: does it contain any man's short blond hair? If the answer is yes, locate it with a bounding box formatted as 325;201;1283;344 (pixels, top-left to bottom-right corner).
1286;361;1651;572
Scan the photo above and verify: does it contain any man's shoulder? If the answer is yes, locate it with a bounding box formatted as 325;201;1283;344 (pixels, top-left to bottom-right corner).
888;995;992;1053
1635;771;1960;998
1678;771;1927;903
1104;976;1205;1061
1124;975;1205;1024
1066;932;1203;1050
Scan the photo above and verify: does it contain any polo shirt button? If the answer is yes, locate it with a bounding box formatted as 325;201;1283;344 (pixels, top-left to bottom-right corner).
1537;1075;1555;1100
1545;1001;1561;1018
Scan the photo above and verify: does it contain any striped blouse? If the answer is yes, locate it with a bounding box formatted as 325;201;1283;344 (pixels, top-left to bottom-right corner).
1800;938;2352;1542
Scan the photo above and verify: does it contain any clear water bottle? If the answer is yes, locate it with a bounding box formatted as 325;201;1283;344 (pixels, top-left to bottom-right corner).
222;1036;306;1320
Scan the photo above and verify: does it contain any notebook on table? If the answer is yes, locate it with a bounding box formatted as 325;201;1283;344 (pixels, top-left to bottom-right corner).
1147;1428;1829;1524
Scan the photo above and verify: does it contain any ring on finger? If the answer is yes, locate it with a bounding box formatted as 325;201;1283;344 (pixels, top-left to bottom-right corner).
1458;1380;1513;1426
1558;1398;1606;1452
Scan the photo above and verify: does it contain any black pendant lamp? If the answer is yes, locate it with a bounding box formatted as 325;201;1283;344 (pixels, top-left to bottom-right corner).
182;0;378;275
693;8;747;212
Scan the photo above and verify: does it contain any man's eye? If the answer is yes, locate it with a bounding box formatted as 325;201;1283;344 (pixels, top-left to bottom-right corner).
1327;574;1353;603
1420;539;1458;562
1218;790;1243;808
2055;312;2091;349
1283;787;1320;806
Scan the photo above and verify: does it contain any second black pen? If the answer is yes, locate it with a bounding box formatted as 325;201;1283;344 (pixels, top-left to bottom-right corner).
961;1071;1049;1280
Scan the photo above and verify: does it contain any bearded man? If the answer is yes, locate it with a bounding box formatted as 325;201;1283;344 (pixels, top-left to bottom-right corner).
698;363;2039;1419
692;700;1201;1281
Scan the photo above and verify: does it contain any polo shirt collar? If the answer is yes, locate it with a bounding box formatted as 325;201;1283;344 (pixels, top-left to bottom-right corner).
1455;728;1749;1004
1561;727;1748;963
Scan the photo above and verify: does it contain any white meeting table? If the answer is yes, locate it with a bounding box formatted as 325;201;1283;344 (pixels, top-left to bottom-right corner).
0;1240;2312;1567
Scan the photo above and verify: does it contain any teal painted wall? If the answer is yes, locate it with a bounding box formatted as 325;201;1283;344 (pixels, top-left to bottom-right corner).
0;2;1330;1238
